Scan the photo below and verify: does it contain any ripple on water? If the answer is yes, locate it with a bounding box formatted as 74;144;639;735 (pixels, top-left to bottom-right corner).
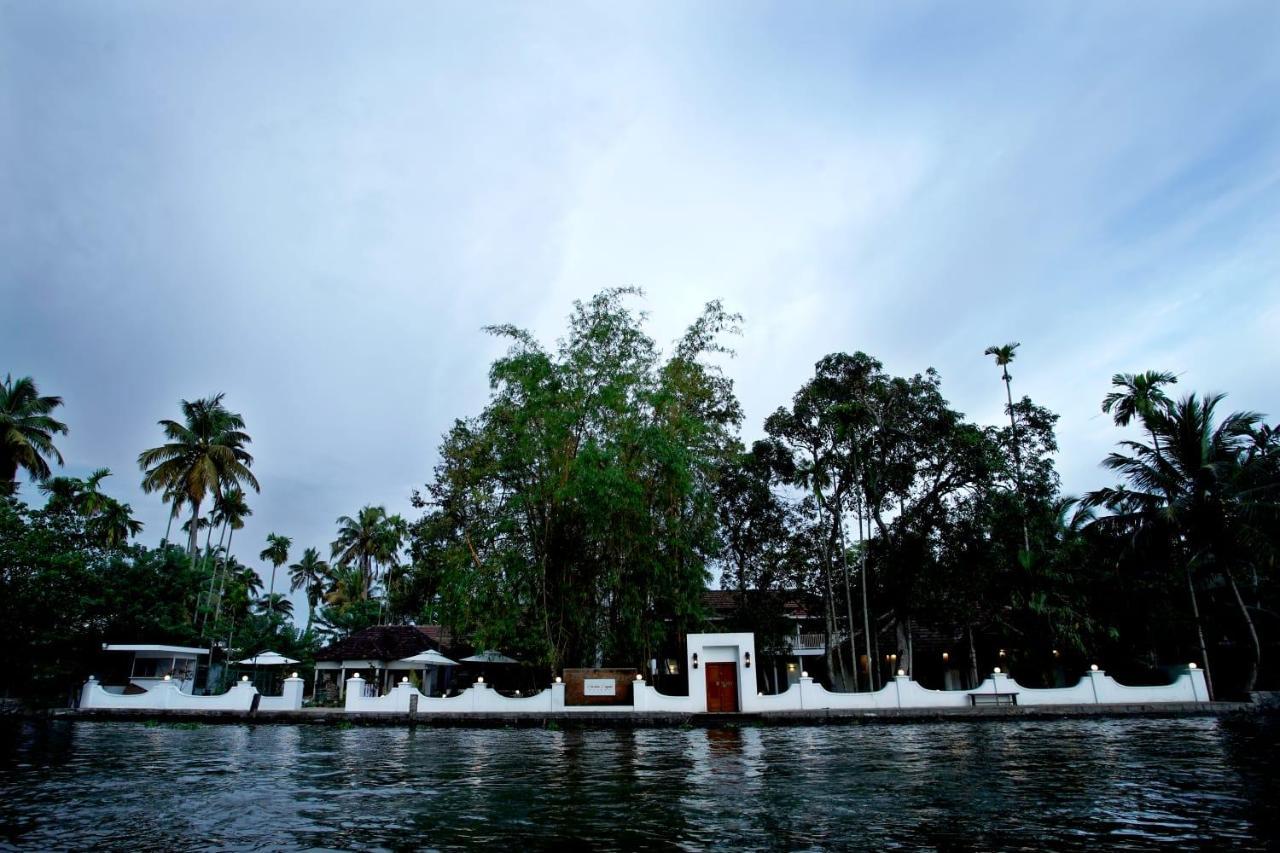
0;717;1276;850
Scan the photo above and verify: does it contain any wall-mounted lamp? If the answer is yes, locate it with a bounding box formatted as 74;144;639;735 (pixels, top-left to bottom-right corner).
999;649;1007;658
942;652;950;662
744;652;751;669
1052;650;1060;658
692;653;699;670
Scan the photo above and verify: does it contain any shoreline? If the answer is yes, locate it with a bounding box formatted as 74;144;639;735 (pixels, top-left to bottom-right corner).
16;701;1255;729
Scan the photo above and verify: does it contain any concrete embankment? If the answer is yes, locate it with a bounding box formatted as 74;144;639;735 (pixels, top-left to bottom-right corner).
47;701;1253;728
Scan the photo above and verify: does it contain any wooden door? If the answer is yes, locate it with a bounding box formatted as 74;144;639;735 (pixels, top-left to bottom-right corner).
705;662;739;712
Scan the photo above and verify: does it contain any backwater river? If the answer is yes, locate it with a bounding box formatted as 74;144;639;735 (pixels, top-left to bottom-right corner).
1;716;1277;851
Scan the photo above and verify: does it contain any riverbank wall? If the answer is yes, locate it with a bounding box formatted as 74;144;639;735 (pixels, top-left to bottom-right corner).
50;701;1254;728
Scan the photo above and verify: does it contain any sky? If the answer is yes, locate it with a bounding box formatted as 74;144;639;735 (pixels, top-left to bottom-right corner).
3;3;1279;612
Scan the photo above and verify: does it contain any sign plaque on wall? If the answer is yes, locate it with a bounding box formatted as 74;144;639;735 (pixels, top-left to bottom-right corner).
583;678;616;697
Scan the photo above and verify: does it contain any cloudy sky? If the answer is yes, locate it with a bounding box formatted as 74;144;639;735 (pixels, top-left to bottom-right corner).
3;3;1278;606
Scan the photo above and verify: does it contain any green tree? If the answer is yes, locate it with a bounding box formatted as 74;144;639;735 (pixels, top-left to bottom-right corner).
0;375;68;493
331;506;403;600
137;393;260;558
259;533;292;619
1086;393;1277;693
414;290;740;673
288;546;329;633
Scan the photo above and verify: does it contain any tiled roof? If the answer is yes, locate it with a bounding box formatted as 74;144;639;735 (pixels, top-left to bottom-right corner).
702;589;815;619
314;625;439;662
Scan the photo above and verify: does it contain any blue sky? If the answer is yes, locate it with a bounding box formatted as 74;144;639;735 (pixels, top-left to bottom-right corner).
3;2;1278;610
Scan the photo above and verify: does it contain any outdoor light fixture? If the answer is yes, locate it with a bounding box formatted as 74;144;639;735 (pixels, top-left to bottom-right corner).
942;652;949;662
801;671;809;678
1052;650;1060;658
692;653;699;669
744;652;751;669
1090;664;1099;671
477;676;485;684
1189;662;1198;669
897;669;905;676
291;671;298;678
634;674;643;681
242;675;250;682
353;672;360;679
999;649;1006;657
163;674;171;681
554;676;562;683
401;676;409;683
993;667;1002;674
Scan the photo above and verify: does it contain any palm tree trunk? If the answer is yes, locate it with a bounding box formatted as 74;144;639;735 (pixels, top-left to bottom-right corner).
213;527;236;627
1185;564;1214;700
858;493;875;690
836;504;860;691
163;501;176;546
187;499;201;560
1224;567;1261;694
1003;369;1032;556
967;624;980;688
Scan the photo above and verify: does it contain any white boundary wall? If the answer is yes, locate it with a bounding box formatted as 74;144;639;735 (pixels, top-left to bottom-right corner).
81;675;306;712
79;633;1209;715
80;677;258;711
340;632;1208;715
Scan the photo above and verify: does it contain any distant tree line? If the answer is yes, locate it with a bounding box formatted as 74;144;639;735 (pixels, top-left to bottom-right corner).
1;290;1277;703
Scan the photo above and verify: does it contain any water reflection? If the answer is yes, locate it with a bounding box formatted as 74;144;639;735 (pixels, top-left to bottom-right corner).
0;717;1275;850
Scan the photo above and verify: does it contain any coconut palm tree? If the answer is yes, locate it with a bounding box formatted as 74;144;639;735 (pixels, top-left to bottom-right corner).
259;533;292;619
1;374;68;493
210;488;252;630
289;547;330;633
984;342;1030;554
137;393;260;558
1102;370;1178;452
254;594;294;618
331;506;403;599
1086;393;1274;693
90;500;144;548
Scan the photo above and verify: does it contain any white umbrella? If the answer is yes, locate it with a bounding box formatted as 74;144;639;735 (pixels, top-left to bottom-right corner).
461;650;519;664
236;650;300;666
398;649;459;666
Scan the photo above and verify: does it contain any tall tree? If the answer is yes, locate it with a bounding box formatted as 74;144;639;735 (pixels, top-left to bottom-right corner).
984;343;1031;555
259;533;292;620
1086;393;1276;693
0;375;68;493
331;506;402;600
288;546;329;633
137;394;260;558
1102;370;1178;452
414;290;740;673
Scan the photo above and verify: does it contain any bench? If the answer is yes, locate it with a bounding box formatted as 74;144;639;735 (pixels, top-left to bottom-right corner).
970;692;1018;707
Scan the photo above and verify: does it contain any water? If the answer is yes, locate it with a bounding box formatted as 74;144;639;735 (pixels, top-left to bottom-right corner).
1;716;1276;850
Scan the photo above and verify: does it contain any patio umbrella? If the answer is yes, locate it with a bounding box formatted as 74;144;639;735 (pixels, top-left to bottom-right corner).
398;649;459;696
236;650;301;666
461;650;518;664
399;650;460;667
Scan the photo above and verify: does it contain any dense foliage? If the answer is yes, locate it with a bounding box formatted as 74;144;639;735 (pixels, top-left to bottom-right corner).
2;291;1277;704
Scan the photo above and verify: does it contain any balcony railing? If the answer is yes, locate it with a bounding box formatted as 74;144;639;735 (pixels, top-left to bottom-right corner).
788;633;827;652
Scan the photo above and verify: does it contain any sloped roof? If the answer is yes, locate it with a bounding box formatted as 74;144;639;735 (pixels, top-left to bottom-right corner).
702;589;815;619
314;625;439;662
